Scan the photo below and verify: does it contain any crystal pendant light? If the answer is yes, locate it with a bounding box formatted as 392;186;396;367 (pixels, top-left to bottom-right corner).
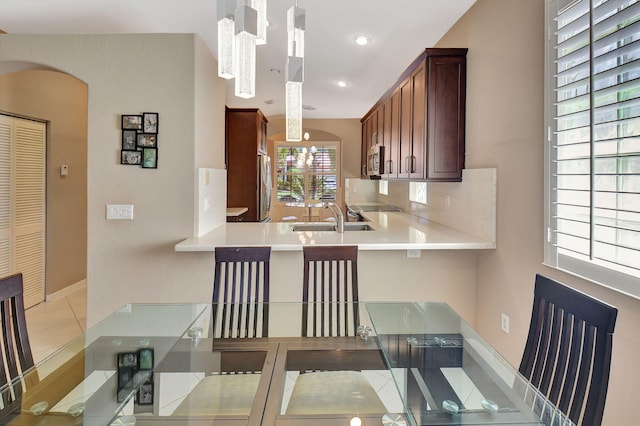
217;0;236;79
285;3;305;142
234;2;258;99
251;0;267;45
286;57;303;142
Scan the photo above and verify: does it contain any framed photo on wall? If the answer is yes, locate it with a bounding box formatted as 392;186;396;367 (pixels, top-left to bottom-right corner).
142;147;158;169
143;112;158;133
121;150;142;165
122;115;142;130
122;130;137;150
137;133;157;148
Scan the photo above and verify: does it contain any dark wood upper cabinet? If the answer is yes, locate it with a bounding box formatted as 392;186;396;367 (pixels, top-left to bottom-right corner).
426;54;466;181
361;48;467;182
225;107;268;221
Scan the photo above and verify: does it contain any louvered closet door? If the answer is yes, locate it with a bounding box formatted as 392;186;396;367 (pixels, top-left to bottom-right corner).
0;115;46;308
0;116;11;278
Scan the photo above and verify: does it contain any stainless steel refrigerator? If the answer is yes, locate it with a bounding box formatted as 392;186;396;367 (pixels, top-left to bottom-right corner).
258;154;272;222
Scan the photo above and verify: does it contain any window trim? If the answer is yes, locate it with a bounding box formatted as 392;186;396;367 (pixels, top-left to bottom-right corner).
544;0;640;300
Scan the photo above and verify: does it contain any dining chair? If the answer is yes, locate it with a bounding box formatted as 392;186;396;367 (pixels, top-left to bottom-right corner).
301;245;360;337
173;247;271;417
519;274;618;426
286;245;387;415
0;273;36;413
211;246;271;338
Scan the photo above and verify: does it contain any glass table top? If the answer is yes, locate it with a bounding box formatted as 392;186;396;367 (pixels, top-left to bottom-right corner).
0;302;571;426
365;302;573;425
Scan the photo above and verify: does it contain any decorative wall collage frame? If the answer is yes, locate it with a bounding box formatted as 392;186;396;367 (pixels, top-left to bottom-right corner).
120;112;159;168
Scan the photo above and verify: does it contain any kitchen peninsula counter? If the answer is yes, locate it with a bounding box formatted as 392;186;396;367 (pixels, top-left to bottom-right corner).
175;211;495;252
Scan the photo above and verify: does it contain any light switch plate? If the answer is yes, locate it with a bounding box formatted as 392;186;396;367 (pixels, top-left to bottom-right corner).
106;204;134;220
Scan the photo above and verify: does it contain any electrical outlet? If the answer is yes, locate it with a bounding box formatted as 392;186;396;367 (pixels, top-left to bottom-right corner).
407;249;421;258
501;313;510;334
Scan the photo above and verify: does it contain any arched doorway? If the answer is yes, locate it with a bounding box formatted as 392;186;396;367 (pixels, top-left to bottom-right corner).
0;64;88;305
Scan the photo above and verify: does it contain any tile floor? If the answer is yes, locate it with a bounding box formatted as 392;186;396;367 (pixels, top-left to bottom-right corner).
25;284;87;364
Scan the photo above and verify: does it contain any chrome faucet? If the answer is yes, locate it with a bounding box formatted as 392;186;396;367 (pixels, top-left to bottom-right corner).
324;202;345;233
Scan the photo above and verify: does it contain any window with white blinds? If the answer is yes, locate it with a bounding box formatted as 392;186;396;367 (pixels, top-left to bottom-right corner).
546;0;640;297
275;142;340;203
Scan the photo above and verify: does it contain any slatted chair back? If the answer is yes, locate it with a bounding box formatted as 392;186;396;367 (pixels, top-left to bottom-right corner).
302;245;359;337
212;247;271;338
0;273;36;413
519;274;617;426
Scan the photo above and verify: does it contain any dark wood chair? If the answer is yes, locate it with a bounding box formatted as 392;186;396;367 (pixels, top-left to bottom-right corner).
0;273;36;413
286;245;387;415
211;246;271;338
301;245;360;337
519;274;618;426
173;247;271;416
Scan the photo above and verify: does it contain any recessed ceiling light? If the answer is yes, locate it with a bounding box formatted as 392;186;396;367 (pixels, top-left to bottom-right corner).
337;81;347;88
354;35;371;46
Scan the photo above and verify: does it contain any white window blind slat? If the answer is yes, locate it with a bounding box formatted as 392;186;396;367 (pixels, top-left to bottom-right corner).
556;60;591;86
592;39;640;74
556;0;590;27
593;0;640;31
557;142;591;160
593;59;640;91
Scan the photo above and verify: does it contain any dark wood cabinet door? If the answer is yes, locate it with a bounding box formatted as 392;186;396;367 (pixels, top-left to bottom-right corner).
398;76;412;179
258;118;267;154
376;106;384;148
426;55;466;181
371;108;378;148
361;116;371;177
382;96;393;178
389;90;401;178
410;62;426;180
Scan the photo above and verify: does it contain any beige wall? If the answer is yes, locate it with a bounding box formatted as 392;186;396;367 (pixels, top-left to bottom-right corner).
437;0;640;424
0;34;223;324
267;118;362;178
0;69;88;294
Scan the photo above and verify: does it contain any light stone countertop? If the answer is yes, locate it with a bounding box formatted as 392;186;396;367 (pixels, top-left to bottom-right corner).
174;211;496;252
226;207;248;217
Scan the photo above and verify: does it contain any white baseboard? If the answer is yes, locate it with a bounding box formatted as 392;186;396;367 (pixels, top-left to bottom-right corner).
46;279;86;301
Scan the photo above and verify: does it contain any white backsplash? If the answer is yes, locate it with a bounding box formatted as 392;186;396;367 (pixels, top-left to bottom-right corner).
344;178;378;205
196;168;227;237
348;168;497;243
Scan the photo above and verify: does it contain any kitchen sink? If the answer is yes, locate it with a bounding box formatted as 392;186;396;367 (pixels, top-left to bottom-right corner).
291;223;374;232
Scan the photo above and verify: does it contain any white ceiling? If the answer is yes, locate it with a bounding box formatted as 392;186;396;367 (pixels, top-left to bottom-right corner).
0;0;476;119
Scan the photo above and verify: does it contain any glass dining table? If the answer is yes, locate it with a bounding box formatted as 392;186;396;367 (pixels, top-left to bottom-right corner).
0;302;572;425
